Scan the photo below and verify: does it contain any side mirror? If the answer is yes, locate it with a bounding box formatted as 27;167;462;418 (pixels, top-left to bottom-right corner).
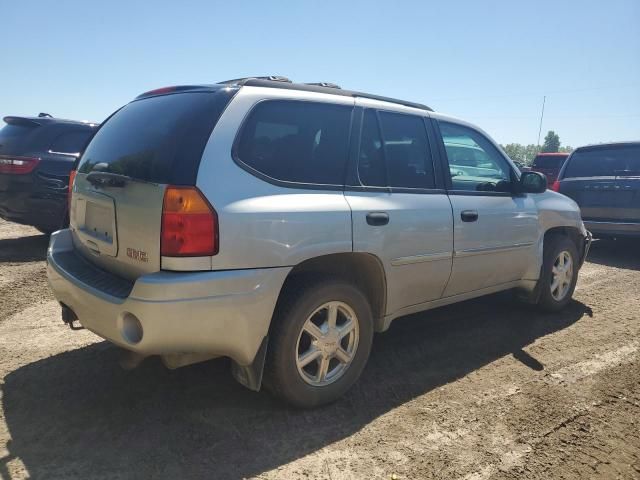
519;171;547;194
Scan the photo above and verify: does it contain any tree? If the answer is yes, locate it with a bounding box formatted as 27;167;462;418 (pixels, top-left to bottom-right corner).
541;131;560;153
500;143;541;166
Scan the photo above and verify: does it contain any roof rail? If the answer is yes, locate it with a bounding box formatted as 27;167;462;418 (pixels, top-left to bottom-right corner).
218;76;292;85
306;82;341;89
238;78;433;112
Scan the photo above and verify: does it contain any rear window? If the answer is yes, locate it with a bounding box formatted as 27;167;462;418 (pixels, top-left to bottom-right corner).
49;131;93;155
78;90;236;184
563;145;640;178
235;100;352;185
0;123;39;153
532;155;567;169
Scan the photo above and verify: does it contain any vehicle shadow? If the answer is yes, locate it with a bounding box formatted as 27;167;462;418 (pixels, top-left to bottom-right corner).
586;238;639;271
1;294;590;480
0;235;49;263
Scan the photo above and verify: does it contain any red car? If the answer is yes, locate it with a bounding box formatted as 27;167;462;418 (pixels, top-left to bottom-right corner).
530;152;570;185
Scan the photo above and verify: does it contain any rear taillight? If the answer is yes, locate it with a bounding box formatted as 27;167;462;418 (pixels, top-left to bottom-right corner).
68;169;77;208
0;156;40;174
161;186;218;257
551;180;561;192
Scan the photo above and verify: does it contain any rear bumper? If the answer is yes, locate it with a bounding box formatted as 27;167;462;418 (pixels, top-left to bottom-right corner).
46;229;291;366
584;220;640;238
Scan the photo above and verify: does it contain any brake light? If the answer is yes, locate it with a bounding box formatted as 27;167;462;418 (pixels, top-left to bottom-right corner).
551;180;561;192
161;186;218;257
68;169;77;207
0;156;40;174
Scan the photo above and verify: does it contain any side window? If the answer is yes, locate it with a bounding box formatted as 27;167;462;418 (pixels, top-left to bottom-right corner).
439;121;512;192
378;111;435;189
357;110;386;187
49;131;92;155
235;100;352;185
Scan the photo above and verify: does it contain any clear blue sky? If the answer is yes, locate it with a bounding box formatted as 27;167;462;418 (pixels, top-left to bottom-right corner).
2;0;639;148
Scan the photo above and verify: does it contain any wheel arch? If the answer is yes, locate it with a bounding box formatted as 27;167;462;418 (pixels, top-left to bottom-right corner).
275;252;388;333
543;226;584;253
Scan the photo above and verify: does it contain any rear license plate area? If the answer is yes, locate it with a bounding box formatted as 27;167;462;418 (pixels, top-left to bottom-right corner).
74;193;118;256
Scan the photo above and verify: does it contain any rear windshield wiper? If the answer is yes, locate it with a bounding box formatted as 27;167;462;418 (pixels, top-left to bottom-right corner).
86;171;130;188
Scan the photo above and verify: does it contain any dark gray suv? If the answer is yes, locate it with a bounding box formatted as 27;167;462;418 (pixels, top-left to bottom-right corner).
554;142;640;238
0;114;98;233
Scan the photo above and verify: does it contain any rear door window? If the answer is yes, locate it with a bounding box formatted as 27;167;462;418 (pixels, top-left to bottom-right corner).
78;90;236;184
235;100;352;185
564;145;640;178
49;131;92;155
357;110;386;187
378;111;435;189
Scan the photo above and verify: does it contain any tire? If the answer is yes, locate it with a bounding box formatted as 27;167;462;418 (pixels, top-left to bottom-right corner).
536;234;579;312
35;226;55;235
264;277;374;408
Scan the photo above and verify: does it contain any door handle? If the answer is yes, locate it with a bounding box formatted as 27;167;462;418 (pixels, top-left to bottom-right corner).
366;212;389;226
461;210;478;222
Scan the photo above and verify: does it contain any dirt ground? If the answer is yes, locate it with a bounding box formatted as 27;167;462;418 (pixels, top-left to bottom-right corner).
0;218;638;480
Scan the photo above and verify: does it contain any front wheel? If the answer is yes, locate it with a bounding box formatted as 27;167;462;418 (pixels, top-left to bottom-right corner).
264;279;374;408
536;235;579;312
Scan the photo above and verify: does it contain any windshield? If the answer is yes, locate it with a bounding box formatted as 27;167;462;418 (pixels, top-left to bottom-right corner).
78;90;236;184
563;145;640;178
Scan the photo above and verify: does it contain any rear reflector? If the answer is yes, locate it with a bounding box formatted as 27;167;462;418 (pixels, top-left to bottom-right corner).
0;155;40;174
161;186;218;257
551;180;561;192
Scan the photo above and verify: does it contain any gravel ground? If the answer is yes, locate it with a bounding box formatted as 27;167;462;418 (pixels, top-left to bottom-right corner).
0;218;638;479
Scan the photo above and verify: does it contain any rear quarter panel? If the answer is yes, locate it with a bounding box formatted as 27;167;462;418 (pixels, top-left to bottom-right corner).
195;87;354;270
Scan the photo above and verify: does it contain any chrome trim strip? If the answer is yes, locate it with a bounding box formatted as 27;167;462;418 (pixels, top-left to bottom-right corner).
584;221;640;226
391;251;453;266
454;242;535;258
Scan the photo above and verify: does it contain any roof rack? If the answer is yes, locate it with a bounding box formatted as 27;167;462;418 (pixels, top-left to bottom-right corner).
238;78;433;112
217;76;292;85
305;82;341;89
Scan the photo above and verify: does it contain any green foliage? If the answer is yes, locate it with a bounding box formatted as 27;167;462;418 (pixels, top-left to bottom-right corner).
500;143;541;166
542;130;561;153
501;132;573;166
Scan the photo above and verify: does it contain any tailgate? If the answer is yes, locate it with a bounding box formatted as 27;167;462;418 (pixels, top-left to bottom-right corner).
69;88;237;281
71;174;165;280
561;177;628;221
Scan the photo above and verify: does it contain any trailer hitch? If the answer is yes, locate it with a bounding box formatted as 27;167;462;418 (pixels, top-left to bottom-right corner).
61;303;84;330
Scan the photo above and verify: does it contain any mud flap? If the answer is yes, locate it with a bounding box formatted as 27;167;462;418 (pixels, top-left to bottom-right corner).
515;265;545;305
231;336;268;391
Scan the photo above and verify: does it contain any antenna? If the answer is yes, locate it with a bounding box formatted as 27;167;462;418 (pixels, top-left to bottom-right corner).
536;96;546;148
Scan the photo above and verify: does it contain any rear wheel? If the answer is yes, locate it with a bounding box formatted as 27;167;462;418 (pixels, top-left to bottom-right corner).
536;235;579;312
35;226;55;235
264;278;373;408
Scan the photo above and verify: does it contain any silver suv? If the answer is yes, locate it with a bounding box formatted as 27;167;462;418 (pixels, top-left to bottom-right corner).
47;77;591;407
